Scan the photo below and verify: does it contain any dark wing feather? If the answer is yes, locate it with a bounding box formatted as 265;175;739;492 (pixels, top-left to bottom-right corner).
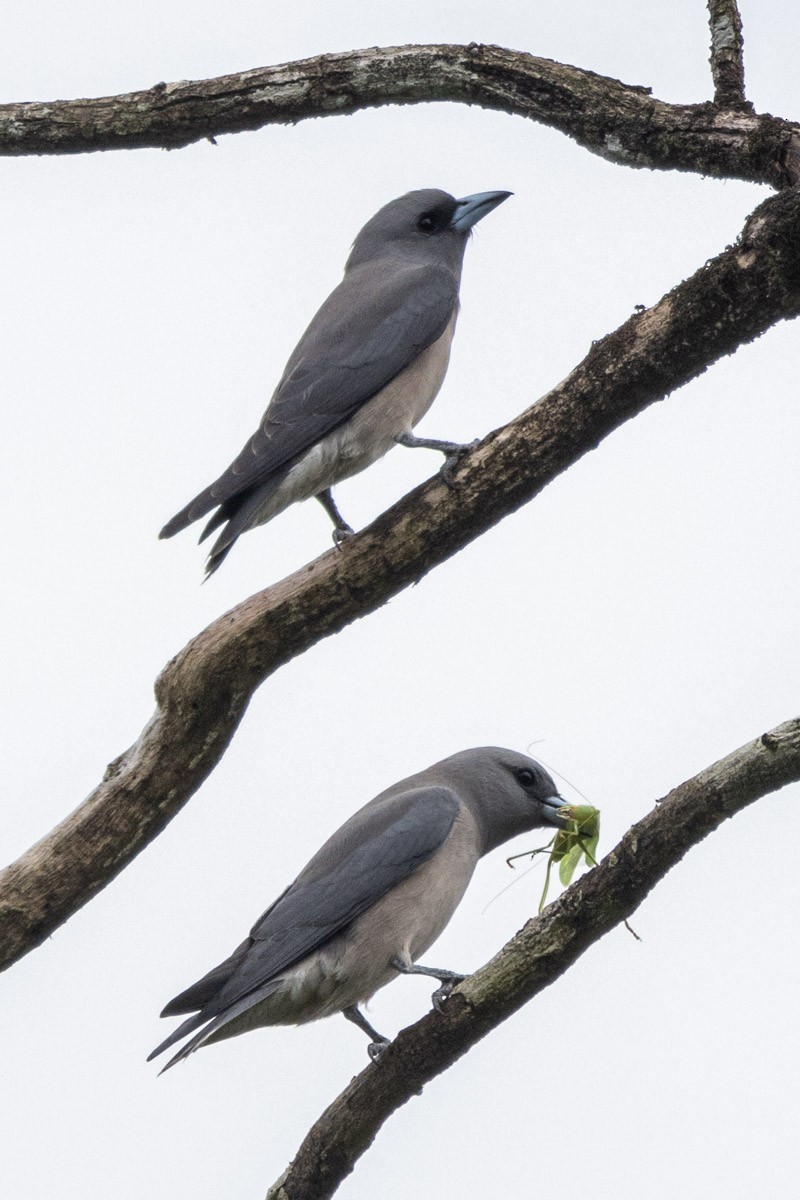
151;786;459;1057
214;786;459;1012
159;936;253;1017
160;260;458;537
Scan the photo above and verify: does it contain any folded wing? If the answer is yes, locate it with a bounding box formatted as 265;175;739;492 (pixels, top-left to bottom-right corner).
160;261;458;537
149;786;459;1065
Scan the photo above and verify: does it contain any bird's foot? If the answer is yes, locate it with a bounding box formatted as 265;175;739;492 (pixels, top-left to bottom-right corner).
368;1037;391;1062
395;431;478;487
317;489;354;548
431;973;466;1014
388;955;466;1011
439;439;479;489
332;524;355;549
343;1003;390;1058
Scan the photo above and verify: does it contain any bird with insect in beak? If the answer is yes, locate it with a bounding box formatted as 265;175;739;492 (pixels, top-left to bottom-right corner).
159;188;511;575
149;747;568;1070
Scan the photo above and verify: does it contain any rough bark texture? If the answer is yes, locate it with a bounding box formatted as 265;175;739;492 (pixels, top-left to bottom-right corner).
708;1;746;107
3;186;800;972
2;43;799;186
264;717;800;1200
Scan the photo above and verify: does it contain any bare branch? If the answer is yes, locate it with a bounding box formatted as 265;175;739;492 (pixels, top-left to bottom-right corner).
0;43;796;185
3;186;800;972
708;1;746;106
265;717;800;1200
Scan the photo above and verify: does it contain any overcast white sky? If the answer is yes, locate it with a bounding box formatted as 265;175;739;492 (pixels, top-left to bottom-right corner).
2;3;798;1198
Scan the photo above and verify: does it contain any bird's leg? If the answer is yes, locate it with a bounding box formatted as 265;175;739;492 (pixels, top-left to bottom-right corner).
389;955;466;1014
315;489;355;547
342;1005;390;1061
394;431;479;488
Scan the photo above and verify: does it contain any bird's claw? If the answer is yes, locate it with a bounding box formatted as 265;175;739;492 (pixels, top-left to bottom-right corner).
368;1038;391;1062
431;973;465;1013
439;440;479;489
332;524;355;549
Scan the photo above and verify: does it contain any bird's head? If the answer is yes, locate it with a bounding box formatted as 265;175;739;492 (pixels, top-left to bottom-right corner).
431;746;571;854
346;188;511;272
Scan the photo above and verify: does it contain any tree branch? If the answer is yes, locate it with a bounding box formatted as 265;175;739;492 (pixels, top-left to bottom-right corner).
708;1;746;107
3;186;800;972
265;717;800;1200
1;43;797;185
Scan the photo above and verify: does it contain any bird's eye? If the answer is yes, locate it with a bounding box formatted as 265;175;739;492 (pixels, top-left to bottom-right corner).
417;214;436;232
516;769;536;787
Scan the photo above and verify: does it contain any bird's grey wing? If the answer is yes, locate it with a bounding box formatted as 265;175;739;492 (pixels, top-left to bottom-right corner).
153;786;459;1040
160;262;458;534
219;786;460;1010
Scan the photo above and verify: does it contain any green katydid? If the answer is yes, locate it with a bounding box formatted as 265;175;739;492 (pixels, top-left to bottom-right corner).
508;804;601;912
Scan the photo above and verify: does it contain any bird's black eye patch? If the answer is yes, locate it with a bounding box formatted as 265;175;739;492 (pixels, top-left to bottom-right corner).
416;212;438;233
516;768;536;787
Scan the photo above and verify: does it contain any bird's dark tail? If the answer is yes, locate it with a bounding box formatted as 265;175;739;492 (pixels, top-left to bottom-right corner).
159;484;220;540
161;473;287;576
150;978;284;1073
198;504;240;577
147;1010;209;1065
200;481;283;576
159;491;241;576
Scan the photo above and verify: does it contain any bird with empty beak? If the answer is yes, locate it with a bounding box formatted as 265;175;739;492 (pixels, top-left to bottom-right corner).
159;188;511;575
149;747;567;1070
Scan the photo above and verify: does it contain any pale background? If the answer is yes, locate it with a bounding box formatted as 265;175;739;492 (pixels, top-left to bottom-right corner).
2;3;798;1198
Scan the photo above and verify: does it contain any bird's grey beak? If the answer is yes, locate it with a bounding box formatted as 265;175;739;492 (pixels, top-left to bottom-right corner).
541;796;572;829
450;190;512;233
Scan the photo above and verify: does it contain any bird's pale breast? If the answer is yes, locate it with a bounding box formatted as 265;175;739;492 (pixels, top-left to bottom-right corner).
204;800;481;1041
245;308;459;529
